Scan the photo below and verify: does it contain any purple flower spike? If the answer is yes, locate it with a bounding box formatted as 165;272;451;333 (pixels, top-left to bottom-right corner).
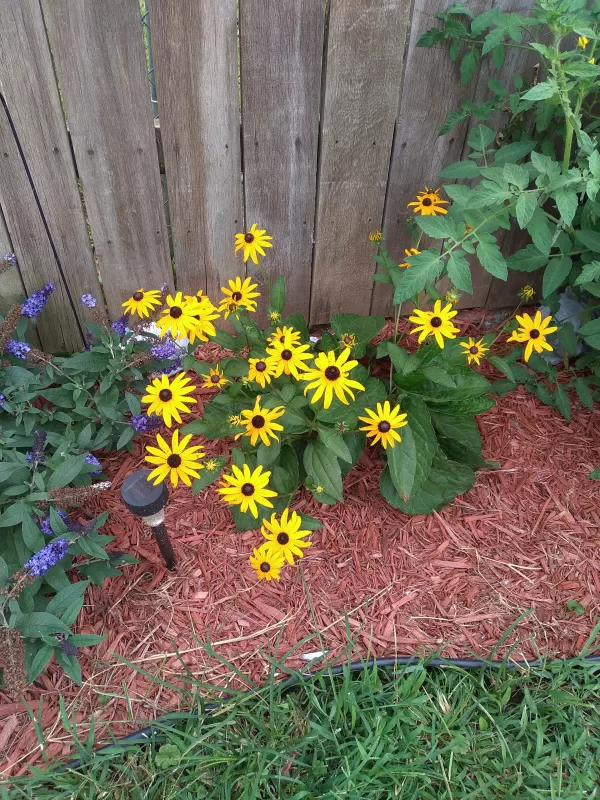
40;509;70;535
81;293;97;309
3;253;17;268
131;414;163;433
21;283;56;318
151;340;179;360
111;315;129;336
84;453;102;476
5;340;31;360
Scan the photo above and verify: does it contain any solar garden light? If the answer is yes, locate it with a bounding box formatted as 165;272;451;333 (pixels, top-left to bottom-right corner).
121;469;176;570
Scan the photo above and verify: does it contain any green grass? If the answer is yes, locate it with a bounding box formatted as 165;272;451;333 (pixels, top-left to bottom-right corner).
5;654;600;799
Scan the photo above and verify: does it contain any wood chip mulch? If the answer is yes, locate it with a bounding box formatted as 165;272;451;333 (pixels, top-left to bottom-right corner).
2;312;600;776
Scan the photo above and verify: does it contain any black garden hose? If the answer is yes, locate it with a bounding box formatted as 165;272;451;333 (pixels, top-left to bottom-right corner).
62;653;600;770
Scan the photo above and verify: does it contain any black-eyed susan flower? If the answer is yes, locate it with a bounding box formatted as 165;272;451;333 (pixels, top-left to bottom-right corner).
358;401;408;449
142;372;197;427
261;508;312;564
445;288;460;305
340;333;356;349
399;248;420;268
249;543;284;581
204;458;220;472
459;337;488;366
145;429;204;488
578;35;589;49
408;300;460;349
234;223;273;264
219;276;260;314
407;187;449;216
217;463;277;518
507;311;557;362
301;348;365;409
520;285;535;300
236;396;285;447
122;288;162;318
200;365;228;389
267;338;313;379
247;356;278;388
368;231;383;242
156;292;200;340
267;325;302;346
185;295;220;344
269;311;281;323
229;414;243;427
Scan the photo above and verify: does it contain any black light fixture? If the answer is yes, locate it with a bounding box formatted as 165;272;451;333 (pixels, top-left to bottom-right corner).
121;469;176;570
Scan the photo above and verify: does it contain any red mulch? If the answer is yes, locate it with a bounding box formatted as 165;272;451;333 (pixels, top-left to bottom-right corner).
2;311;600;776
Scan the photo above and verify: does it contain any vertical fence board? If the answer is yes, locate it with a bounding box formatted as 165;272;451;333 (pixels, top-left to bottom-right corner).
0;207;24;314
149;0;243;300
240;0;325;317
310;0;410;325
0;0;103;350
42;0;172;320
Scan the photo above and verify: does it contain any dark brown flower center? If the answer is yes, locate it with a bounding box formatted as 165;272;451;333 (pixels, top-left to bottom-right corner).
343;336;353;345
167;454;182;468
159;389;173;402
241;483;255;496
277;532;289;545
231;291;242;301
169;306;183;319
529;329;540;339
281;349;292;360
430;316;442;328
325;366;341;381
210;374;221;384
133;291;144;301
470;346;479;355
422;197;433;206
244;233;254;243
378;421;391;433
279;336;286;343
229;303;237;312
260;561;270;572
251;414;265;429
255;361;267;372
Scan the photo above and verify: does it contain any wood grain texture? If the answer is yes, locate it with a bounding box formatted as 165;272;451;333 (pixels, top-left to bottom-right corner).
148;0;243;300
0;206;24;314
310;0;411;325
240;0;325;318
0;0;102;349
42;0;172;319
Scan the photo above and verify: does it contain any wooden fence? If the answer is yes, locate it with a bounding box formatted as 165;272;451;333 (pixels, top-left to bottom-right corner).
0;0;535;352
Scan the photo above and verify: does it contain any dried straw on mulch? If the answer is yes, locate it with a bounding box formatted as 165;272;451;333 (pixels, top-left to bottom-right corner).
2;312;600;775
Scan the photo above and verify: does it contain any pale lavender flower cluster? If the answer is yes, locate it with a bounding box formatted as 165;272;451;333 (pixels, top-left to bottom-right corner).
24;538;69;578
0;394;5;409
3;253;17;267
40;509;70;535
150;339;179;360
26;430;47;464
111;315;129;336
81;293;97;309
21;283;56;318
5;340;31;360
131;414;163;433
85;453;102;476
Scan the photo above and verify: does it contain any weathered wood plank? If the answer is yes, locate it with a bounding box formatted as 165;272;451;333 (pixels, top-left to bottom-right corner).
149;0;243;302
240;0;325;318
42;0;172;319
0;207;24;314
0;0;103;350
310;0;410;325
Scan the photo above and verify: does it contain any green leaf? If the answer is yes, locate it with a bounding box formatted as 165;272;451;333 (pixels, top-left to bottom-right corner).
303;442;343;503
506;244;548;272
330;313;386;358
579;318;600;337
477;240;507;280
380;453;475;515
564;61;600;78
575;378;593;411
521;80;557;101
554;384;571;421
515;192;538;229
0;502;29;528
446;250;473;294
54;648;82;685
392;249;443;304
492;44;505;70
46;581;89;621
18;612;72;638
439;161;481;179
116;425;135;450
67;633;106;646
589;150;600;179
48;454;88;489
460;49;478;85
210;329;238;350
526;207;553;256
0;556;8;589
488;355;515;383
77;560;123;585
558;322;578;356
124;392;141;416
503;163;529;190
298;514;323;531
576;229;600;252
269;275;286;313
386;396;437;501
59;351;111;373
574;260;600;285
542;256;572;298
467;124;495;151
555;190;578;226
414;216;459;240
493;141;535;166
257;438;281;468
21;516;45;550
2;366;39;387
317;428;353;463
28;644;54;683
588;468;600;479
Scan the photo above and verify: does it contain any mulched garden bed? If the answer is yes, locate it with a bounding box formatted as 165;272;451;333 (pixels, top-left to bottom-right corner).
2;310;600;776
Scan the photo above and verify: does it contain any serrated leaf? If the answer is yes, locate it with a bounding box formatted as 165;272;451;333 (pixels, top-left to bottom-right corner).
564;62;600;78
574;260;600;285
330;314;386;358
467;124;495;151
576;229;600;252
522;80;557;101
414;216;459;240
506;243;549;272
575;378;593;410
439;161;481;179
516;192;538;229
542;256;572;298
21;516;44;550
558;322;578;356
554;384;571;421
554;190;578;226
392;249;443;304
460;49;478;84
503;163;529;190
317;428;353;463
526;207;553;256
446;250;473;294
493;141;535;166
477;240;507;280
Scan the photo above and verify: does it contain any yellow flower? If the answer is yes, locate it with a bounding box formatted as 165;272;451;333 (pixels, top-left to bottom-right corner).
507;311;557;362
142;372;197;427
578;35;589;49
340;333;356;349
219;276;260;315
590;58;596;64
399;248;420;268
156;292;200;340
247;356;278;388
234;223;273;264
445;288;460;305
122;288;162;318
267;326;302;346
464;224;475;235
200;365;228;389
267;338;313;379
301;348;365;409
407;187;449;216
145;429;204;488
217;463;277;518
459;337;489;366
408;300;460;349
368;231;383;242
520;285;535;300
249;543;284;581
236;396;285;447
358;401;408;450
269;311;281;323
184;295;220;344
229;414;243;427
204;459;220;472
314;485;324;494
261;508;312;565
